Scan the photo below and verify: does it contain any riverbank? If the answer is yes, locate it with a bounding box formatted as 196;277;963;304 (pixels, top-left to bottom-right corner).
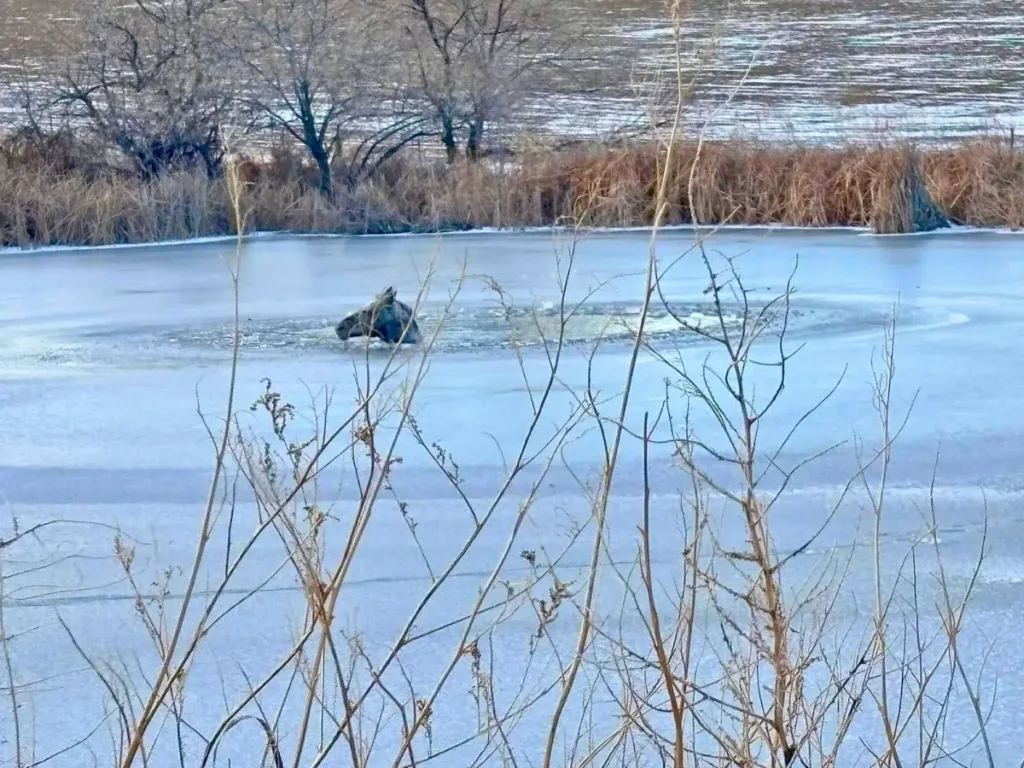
2;134;1021;248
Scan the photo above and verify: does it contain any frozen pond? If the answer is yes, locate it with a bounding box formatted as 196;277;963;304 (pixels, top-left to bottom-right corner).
1;226;1024;765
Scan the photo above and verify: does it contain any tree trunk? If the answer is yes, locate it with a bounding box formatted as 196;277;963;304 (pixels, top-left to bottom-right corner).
441;117;457;164
466;117;484;161
295;78;333;197
312;144;333;198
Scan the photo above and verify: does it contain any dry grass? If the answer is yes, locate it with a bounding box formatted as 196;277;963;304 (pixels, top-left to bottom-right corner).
2;133;1023;248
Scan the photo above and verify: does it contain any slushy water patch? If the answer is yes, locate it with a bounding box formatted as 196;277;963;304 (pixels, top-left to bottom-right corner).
157;299;854;355
0;296;953;373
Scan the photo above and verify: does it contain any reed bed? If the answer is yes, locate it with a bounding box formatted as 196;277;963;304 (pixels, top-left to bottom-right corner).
2;134;1022;248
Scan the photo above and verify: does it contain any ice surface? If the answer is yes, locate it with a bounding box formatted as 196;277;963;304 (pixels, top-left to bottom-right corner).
2;227;1024;765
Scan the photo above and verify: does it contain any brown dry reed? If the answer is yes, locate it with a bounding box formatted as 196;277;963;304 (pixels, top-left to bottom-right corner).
2;134;1023;248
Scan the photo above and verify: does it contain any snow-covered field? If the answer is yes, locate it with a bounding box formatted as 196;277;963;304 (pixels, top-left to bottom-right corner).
2;0;1024;144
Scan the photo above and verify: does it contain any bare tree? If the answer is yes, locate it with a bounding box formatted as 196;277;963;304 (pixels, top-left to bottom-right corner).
229;0;430;196
397;0;572;162
47;0;238;178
